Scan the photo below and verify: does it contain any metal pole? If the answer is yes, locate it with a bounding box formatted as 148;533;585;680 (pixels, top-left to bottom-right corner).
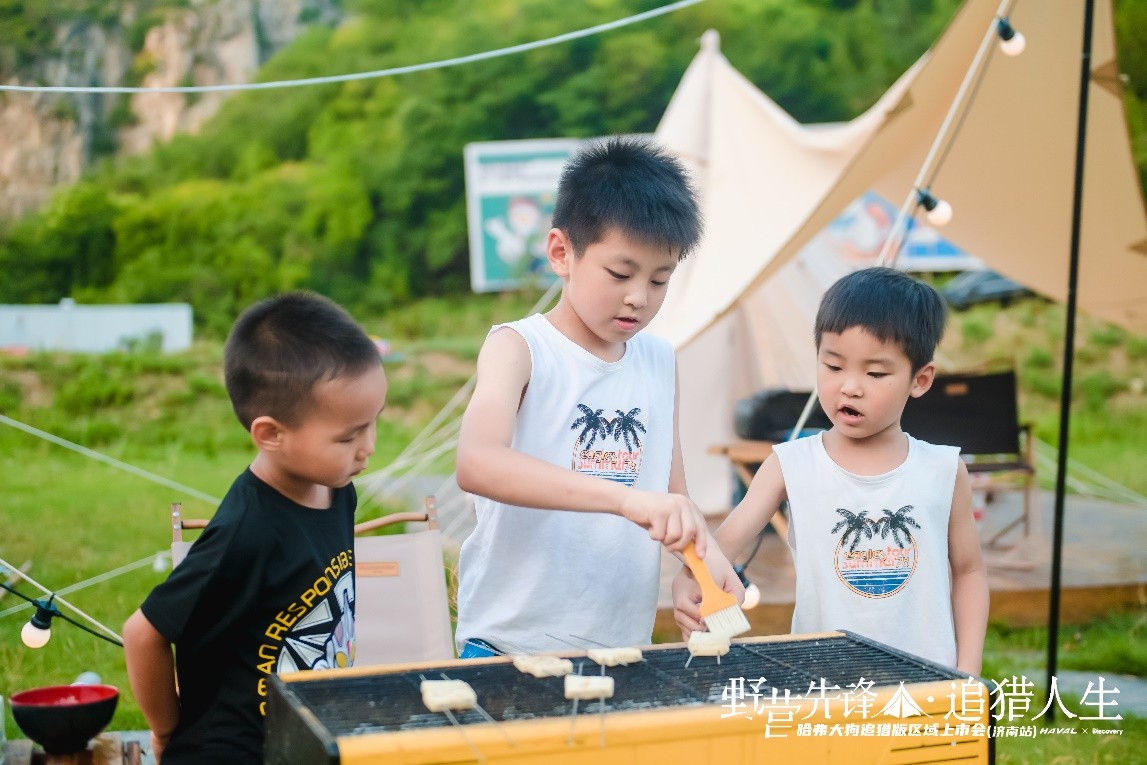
791;0;1015;439
874;0;1015;268
1046;0;1095;723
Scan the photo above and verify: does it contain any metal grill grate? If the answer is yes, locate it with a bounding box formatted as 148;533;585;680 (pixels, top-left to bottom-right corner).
284;634;961;738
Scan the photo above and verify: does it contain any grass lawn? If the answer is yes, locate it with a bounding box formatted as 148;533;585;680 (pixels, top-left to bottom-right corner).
994;716;1147;764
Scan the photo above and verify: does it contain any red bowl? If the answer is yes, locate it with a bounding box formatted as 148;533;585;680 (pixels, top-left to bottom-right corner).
10;684;119;755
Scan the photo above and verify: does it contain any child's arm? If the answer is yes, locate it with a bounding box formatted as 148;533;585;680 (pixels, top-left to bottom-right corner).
672;454;787;637
456;327;709;554
123;609;180;762
948;461;989;676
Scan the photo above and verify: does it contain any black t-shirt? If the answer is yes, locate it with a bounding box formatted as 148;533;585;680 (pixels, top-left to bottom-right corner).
142;469;356;765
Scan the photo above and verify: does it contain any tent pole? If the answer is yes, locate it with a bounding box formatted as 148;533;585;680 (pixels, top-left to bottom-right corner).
875;0;1015;268
790;0;1013;439
1045;0;1095;723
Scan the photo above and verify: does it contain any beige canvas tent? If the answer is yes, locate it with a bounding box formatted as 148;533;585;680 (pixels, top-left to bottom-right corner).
648;0;1147;514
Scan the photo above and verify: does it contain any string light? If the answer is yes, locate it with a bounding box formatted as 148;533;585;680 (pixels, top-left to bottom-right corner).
917;188;953;226
0;581;123;648
0;0;705;95
996;17;1026;57
20;599;56;648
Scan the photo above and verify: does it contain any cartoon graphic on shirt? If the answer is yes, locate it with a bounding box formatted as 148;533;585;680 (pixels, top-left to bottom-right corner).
273;569;355;673
833;505;920;598
570;403;645;486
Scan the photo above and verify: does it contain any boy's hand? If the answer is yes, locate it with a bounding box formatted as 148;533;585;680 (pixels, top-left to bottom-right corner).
704;546;746;606
671;548;746;639
671;567;704;639
619;490;708;557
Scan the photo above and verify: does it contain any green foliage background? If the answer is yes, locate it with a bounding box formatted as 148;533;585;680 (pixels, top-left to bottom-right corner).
4;0;1144;335
0;0;976;333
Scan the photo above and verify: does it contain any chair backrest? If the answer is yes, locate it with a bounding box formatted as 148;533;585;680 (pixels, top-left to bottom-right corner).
353;498;455;665
169;497;455;667
901;370;1022;456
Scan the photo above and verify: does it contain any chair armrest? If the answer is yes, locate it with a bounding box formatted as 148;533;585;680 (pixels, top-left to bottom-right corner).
354;512;430;535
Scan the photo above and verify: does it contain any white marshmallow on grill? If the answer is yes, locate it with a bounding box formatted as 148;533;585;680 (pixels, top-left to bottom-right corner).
687;631;731;657
513;655;574;678
421;679;477;712
564;675;615;700
587;647;643;667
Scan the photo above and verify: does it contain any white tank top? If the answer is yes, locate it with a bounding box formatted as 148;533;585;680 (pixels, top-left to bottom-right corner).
773;433;960;667
455;314;676;655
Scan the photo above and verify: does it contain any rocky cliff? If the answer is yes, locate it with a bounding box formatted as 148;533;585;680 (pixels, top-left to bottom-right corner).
0;0;340;218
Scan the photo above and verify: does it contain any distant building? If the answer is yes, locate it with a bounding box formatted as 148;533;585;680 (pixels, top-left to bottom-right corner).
0;299;193;353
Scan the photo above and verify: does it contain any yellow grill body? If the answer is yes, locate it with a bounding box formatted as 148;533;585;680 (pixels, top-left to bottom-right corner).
267;632;991;764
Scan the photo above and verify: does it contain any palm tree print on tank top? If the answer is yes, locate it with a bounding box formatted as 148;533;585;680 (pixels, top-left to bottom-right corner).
570;404;645;486
833;505;921;598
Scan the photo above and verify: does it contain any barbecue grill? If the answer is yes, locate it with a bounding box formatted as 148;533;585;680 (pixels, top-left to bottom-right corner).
266;631;992;764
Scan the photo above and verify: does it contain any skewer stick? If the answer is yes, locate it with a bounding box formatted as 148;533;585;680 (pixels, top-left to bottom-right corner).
568;697;580;746
421;673;486;762
438;673;516;748
567;661;583;745
599;664;607;747
442;708;486;764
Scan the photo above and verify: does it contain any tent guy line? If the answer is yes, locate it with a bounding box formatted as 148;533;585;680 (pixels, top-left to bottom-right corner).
0;413;221;505
0;0;704;95
875;0;1017;267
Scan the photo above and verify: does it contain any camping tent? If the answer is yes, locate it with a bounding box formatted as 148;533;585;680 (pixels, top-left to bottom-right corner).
648;0;1147;514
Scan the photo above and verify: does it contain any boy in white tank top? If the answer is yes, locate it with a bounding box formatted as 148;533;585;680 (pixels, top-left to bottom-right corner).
455;138;743;657
673;267;989;674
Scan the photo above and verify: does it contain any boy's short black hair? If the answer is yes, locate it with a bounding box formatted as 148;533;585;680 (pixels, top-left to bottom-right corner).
815;267;947;371
224;291;380;429
551;136;702;261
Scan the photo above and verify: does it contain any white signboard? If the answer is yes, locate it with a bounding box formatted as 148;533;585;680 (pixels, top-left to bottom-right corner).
0;299;193;353
463;138;588;293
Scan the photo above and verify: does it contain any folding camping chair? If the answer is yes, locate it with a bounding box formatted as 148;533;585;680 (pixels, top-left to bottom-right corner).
901;370;1037;548
170;496;455;666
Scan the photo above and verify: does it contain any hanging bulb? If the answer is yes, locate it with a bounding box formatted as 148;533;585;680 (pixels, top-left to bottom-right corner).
734;565;761;610
917;189;953;226
996;18;1026;57
742;582;761;611
21;604;54;648
925;198;953;226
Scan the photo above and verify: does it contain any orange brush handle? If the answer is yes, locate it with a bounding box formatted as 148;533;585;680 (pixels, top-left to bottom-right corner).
682;541;736;617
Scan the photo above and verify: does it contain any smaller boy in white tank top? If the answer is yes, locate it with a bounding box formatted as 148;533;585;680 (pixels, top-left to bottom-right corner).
455;138;743;658
673;267;989;674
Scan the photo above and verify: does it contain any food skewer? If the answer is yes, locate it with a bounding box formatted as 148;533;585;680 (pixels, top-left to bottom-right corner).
564;662;615;747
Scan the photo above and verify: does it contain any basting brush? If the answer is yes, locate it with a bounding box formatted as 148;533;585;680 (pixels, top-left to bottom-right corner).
681;541;751;639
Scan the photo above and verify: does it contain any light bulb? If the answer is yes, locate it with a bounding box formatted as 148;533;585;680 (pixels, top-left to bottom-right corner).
917;189;953;227
734;565;760;610
999;30;1025;56
21;620;51;648
997;18;1026;57
926;198;953;226
741;582;761;611
21;603;55;648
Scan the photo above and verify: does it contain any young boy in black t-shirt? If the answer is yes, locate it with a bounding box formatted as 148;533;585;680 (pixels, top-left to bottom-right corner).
123;292;388;764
